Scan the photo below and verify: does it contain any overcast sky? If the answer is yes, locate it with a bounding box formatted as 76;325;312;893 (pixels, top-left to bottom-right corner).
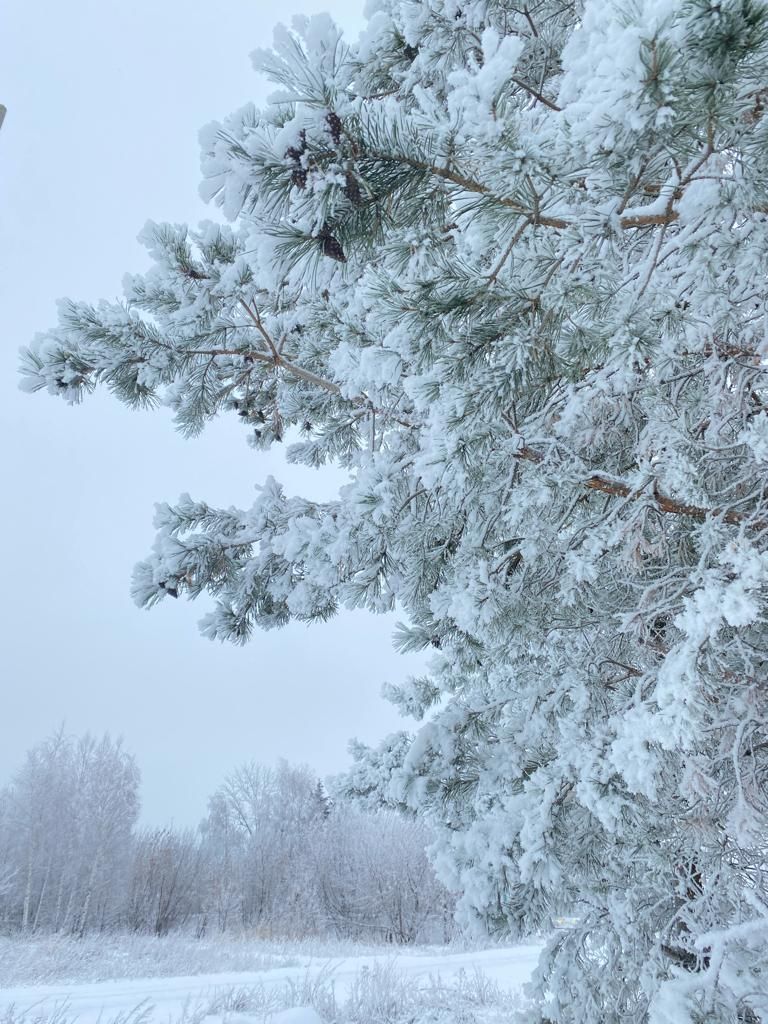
1;0;423;826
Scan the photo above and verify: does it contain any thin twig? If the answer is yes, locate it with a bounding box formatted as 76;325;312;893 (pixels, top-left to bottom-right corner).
510;76;561;111
522;6;539;37
487;218;531;283
238;298;280;361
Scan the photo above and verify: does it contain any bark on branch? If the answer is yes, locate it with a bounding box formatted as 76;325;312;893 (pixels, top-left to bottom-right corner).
374;152;688;230
515;445;761;527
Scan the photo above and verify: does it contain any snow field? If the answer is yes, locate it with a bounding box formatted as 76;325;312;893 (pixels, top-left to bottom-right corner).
0;943;543;1024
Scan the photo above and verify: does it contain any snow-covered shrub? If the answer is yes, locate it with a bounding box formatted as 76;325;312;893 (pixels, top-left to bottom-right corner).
201;963;524;1024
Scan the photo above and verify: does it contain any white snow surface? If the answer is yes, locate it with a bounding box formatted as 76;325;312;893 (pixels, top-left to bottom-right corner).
0;945;542;1024
267;1011;324;1024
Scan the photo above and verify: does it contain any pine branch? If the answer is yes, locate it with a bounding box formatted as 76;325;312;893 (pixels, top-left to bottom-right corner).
187;344;417;428
509;76;562;112
185;343;341;396
515;445;763;527
237;298;280;361
366;150;697;230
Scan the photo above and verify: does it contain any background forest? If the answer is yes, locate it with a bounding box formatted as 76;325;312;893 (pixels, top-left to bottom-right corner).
0;731;452;944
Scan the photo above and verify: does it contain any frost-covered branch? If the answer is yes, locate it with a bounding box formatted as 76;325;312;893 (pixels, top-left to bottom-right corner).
515;444;767;528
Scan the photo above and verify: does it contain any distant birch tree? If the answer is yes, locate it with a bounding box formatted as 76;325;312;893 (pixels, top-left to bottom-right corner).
0;730;139;933
200;761;325;935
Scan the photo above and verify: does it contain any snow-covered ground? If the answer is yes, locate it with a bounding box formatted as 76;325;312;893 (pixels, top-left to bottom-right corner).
0;943;543;1024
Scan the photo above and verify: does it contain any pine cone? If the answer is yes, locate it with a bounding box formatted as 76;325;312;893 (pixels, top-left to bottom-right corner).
181;264;207;280
322;235;346;262
318;225;347;263
291;167;308;189
284;129;307;163
326;111;343;145
343;171;362;206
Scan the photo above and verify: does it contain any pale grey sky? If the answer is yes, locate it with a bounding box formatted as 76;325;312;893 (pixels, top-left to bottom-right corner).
1;0;421;825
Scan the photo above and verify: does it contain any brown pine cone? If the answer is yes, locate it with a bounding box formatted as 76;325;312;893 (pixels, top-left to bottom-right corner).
343;171;362;206
318;225;347;263
326;112;343;145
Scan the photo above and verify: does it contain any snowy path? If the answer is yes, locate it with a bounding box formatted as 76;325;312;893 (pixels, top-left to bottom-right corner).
0;945;542;1023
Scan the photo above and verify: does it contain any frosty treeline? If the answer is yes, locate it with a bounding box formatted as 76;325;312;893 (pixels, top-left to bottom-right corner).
19;0;768;1019
0;731;452;942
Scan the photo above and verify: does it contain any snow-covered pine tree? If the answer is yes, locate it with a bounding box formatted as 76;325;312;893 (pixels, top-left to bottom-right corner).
21;0;768;1019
